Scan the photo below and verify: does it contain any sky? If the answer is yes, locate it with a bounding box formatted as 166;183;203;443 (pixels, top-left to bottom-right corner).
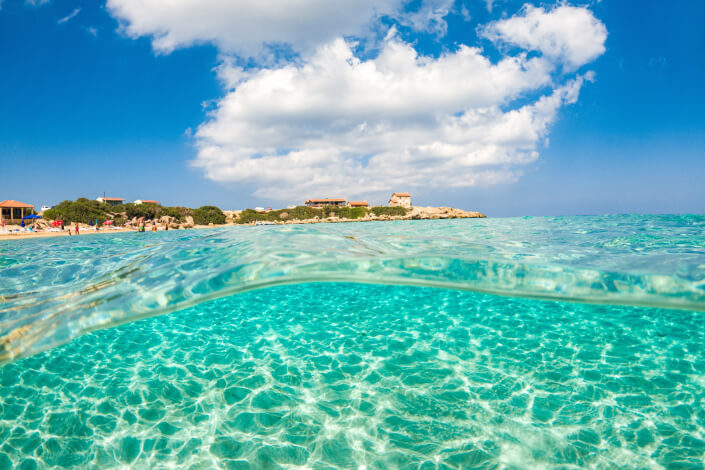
0;0;703;216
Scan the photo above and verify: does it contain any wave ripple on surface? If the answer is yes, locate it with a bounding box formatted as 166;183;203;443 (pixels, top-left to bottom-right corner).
1;215;704;363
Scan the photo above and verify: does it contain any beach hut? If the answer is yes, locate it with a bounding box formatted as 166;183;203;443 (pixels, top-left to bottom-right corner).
0;200;35;223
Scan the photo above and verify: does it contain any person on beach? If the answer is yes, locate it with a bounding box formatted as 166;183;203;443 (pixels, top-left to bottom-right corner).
75;224;79;235
164;222;168;231
152;222;157;232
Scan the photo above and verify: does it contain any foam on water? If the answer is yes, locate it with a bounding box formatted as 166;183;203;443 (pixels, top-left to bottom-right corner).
1;283;704;469
1;215;704;363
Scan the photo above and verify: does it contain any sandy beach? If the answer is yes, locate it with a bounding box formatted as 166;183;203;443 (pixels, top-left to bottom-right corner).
0;228;133;241
0;206;485;242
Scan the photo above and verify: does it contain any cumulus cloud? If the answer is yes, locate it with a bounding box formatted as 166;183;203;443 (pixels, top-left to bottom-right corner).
107;0;404;56
398;0;455;35
482;4;607;69
105;1;606;200
192;37;594;200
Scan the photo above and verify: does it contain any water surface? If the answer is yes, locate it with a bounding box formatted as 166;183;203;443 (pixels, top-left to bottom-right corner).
1;215;704;468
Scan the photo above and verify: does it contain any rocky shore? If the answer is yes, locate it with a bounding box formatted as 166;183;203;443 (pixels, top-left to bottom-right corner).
222;206;486;226
0;207;485;240
83;206;486;229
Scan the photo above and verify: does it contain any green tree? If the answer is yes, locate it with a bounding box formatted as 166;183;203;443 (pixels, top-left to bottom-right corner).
43;199;112;224
193;206;226;225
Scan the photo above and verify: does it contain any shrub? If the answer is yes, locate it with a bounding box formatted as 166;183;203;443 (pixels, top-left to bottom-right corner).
237;209;276;224
371;206;408;217
193;205;226;225
43;199;112;224
237;206;327;224
124;203;158;220
163;206;193;221
330;206;368;219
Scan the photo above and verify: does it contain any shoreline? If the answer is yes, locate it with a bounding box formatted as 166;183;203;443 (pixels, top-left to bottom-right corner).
0;206;485;242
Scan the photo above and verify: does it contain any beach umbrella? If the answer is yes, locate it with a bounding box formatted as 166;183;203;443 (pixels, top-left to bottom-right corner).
22;214;41;220
103;220;113;225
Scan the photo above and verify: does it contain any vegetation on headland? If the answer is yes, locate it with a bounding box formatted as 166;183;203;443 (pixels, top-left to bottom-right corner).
43;199;207;225
238;205;408;224
43;198;114;225
193;206;226;225
41;199;411;226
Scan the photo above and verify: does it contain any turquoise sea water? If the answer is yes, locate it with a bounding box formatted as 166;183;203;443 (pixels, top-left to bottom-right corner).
1;216;705;468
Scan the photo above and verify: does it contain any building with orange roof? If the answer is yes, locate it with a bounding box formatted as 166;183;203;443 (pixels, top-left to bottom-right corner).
348;201;369;208
96;197;125;206
388;192;412;208
134;200;160;205
0;200;35;223
305;198;347;208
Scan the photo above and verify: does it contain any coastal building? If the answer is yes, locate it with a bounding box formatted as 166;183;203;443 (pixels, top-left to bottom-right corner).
305;198;347;208
134;200;160;205
388;192;412;208
96;197;125;206
0;200;35;223
348;201;370;208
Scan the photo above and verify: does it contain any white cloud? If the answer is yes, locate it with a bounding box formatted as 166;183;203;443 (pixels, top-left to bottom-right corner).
399;0;455;35
104;1;606;201
106;0;401;56
57;7;81;24
192;36;594;200
107;0;461;57
482;4;607;69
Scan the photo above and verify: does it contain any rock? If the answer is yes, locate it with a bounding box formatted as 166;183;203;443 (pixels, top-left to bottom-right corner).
185;216;194;225
279;212;289;220
409;206;485;220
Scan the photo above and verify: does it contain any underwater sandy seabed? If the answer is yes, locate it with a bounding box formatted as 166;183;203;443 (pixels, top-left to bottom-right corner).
0;283;703;469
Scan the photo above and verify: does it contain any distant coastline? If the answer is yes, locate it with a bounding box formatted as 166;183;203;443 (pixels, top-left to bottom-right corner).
0;205;485;241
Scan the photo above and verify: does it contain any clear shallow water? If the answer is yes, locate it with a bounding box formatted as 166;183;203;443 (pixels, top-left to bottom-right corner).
1;215;704;363
1;215;705;468
1;283;704;469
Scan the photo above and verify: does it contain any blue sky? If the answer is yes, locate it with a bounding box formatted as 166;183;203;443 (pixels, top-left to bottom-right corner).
0;0;703;216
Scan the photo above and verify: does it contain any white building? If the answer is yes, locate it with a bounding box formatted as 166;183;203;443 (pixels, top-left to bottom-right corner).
96;197;125;206
388;192;411;208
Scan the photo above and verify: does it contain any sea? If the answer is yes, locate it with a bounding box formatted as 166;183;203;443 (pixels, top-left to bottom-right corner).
0;215;704;469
